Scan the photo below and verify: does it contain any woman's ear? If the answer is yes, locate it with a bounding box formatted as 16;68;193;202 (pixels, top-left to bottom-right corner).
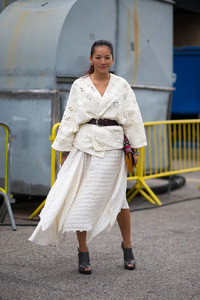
89;56;93;65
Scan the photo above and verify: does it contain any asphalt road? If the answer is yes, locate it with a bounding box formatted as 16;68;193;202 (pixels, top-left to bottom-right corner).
0;173;200;300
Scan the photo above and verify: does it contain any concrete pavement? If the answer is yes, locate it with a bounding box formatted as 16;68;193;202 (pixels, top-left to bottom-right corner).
0;172;200;300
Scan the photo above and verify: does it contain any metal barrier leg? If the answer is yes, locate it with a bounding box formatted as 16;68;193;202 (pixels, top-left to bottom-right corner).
127;186;141;202
29;199;46;219
0;202;7;222
0;122;16;230
127;181;139;197
137;178;162;206
0;191;16;230
127;181;142;202
0;202;6;222
126;179;156;205
139;189;156;205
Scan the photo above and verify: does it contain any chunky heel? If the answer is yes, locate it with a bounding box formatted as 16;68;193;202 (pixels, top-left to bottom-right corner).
78;250;92;275
121;242;135;270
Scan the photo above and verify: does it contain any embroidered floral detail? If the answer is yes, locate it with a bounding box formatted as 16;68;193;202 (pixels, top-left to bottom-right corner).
130;96;137;104
86;111;95;117
97;140;105;148
57;139;67;146
63;114;70;121
80;87;85;92
122;93;128;100
86;93;93;101
69;138;74;145
68;107;73;112
112;100;119;109
114;112;120;119
123;111;130;118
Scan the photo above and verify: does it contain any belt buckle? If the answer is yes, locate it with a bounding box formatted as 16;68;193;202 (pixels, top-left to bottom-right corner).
96;118;104;126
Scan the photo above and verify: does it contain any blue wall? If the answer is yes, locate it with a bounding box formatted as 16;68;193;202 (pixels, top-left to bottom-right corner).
172;47;200;115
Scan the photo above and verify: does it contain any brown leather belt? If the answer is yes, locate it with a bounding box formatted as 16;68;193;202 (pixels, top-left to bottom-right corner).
87;118;119;126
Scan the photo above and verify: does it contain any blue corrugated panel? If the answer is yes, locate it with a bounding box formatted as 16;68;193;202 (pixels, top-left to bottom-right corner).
172;46;200;115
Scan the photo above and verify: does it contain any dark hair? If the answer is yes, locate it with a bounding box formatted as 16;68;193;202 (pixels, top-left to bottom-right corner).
86;40;114;75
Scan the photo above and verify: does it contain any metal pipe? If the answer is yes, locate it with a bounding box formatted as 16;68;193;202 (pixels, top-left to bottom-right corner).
154;0;175;4
0;90;58;94
0;90;59;100
0;191;16;230
130;84;175;92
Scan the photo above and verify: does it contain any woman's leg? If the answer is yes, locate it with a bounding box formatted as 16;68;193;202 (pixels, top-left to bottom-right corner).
117;209;134;268
76;231;88;252
117;209;131;248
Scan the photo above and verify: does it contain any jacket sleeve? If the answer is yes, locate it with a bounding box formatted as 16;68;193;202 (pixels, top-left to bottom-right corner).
120;81;147;149
51;82;80;152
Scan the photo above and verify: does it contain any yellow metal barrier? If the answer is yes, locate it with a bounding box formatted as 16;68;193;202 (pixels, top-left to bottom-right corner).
29;123;61;219
29;120;200;218
0;123;16;230
127;119;200;205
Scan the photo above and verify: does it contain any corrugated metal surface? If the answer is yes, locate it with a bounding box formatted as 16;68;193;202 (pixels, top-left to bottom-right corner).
0;0;78;90
116;0;173;121
0;90;60;195
0;0;78;195
0;0;174;195
0;0;15;14
56;0;117;77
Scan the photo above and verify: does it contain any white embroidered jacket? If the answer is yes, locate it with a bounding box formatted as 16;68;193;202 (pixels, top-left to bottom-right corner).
52;73;147;157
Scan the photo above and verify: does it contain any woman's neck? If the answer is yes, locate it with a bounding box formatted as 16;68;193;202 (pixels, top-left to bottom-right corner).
91;71;110;81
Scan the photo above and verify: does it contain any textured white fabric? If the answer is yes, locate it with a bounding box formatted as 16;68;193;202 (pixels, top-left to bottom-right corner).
52;73;147;157
29;148;128;246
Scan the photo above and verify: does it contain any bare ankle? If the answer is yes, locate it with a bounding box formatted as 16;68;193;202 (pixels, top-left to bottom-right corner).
79;246;89;252
122;241;132;249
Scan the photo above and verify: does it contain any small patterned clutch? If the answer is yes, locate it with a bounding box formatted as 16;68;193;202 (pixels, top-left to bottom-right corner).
123;135;135;173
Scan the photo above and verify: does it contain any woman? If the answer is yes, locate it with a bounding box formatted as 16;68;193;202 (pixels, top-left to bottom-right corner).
29;40;147;275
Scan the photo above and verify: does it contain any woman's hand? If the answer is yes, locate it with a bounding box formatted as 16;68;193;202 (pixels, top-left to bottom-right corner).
61;152;69;166
133;153;139;166
133;149;139;166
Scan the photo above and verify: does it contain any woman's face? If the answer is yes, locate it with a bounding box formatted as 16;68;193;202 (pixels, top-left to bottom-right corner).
90;46;114;75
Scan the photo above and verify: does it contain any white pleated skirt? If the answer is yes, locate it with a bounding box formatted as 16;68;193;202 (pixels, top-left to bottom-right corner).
29;147;128;246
